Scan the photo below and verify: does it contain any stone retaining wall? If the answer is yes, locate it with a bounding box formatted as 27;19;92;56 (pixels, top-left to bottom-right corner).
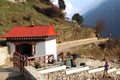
24;66;47;80
24;66;120;80
0;46;10;66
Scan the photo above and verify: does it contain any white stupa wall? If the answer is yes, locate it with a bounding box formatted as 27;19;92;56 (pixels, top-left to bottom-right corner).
36;39;57;60
45;39;57;60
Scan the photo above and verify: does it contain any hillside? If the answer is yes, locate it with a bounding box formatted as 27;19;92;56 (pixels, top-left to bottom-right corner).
0;0;120;62
83;0;120;38
0;0;95;42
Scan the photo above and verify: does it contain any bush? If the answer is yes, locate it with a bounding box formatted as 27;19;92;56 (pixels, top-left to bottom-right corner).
72;13;83;24
38;0;50;2
34;5;65;19
38;0;52;5
44;6;65;18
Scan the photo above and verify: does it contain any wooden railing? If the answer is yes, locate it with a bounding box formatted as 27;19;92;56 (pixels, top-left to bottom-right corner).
27;54;54;67
13;52;54;72
13;52;27;72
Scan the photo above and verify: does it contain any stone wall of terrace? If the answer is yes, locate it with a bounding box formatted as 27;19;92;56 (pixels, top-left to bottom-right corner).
24;65;120;80
0;46;10;66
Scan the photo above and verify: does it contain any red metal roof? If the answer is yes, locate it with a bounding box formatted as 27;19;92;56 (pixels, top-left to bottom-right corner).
2;25;57;38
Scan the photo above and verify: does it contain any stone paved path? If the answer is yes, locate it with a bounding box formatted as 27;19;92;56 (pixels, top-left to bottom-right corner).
0;62;25;80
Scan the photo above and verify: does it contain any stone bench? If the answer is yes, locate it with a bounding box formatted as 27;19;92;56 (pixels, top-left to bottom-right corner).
66;66;89;75
116;69;120;74
38;65;66;74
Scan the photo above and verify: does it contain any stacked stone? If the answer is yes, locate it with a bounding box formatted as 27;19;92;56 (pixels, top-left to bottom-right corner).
24;66;46;80
116;74;120;80
107;71;117;79
88;71;104;79
44;70;66;80
24;66;120;80
65;70;88;80
44;69;89;80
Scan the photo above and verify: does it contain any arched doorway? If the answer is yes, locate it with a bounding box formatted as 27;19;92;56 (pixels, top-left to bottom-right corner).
16;43;32;57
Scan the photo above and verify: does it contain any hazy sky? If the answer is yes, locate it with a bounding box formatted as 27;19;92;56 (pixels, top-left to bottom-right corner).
52;0;106;18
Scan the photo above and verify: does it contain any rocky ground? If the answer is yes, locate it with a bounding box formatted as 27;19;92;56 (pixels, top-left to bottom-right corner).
75;57;120;80
75;57;120;68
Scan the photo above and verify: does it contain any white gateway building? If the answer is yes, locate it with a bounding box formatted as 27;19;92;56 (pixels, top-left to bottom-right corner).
2;25;58;60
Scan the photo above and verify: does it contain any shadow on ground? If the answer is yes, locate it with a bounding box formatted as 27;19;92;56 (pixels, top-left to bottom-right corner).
0;67;25;80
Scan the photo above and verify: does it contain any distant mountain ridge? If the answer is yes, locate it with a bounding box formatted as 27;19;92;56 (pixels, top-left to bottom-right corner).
83;0;120;38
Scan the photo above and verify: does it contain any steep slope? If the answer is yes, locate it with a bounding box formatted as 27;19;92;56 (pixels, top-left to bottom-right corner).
83;0;120;38
0;0;95;41
0;0;55;35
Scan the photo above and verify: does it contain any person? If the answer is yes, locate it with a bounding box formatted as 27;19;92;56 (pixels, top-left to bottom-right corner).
108;33;111;38
71;59;76;67
104;61;109;74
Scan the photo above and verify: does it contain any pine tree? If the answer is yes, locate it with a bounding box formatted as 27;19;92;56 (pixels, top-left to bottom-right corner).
58;0;66;10
72;13;83;24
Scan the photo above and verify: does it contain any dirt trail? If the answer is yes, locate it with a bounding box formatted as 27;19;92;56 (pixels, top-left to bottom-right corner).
57;38;108;53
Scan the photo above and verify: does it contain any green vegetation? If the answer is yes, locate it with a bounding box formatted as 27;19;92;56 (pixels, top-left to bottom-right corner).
72;13;83;25
67;38;120;61
0;0;119;62
0;1;55;35
0;0;95;41
58;0;66;10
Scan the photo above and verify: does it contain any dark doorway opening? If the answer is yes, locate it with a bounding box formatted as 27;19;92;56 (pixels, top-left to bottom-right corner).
16;43;32;57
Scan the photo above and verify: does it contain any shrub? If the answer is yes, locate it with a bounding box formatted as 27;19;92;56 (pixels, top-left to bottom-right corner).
44;6;65;18
34;5;65;19
72;13;83;24
38;0;52;5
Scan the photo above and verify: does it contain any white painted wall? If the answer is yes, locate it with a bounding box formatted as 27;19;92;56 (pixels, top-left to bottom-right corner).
7;42;15;57
6;39;57;60
45;39;57;60
38;65;66;74
88;67;104;74
116;70;120;74
108;68;116;73
66;66;89;75
36;41;46;55
36;39;57;60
